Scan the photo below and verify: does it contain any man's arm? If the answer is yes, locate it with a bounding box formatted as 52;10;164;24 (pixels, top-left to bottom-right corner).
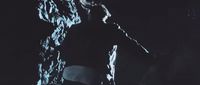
113;24;156;64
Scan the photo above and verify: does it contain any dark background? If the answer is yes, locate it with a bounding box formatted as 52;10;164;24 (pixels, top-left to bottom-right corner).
1;0;200;85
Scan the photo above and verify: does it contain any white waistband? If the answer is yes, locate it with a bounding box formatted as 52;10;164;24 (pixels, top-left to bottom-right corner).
63;65;100;85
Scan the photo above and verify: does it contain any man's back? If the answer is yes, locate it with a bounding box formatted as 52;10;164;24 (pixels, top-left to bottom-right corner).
61;21;120;73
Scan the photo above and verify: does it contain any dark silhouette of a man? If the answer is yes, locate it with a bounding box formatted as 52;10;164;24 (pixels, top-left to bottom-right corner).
61;3;154;85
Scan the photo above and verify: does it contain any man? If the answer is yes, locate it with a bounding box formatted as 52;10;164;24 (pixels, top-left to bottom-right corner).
61;2;154;85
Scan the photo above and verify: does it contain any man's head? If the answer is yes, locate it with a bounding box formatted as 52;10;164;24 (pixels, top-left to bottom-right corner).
78;0;111;22
88;4;111;22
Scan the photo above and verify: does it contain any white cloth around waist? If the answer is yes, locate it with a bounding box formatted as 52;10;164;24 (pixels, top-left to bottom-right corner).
62;65;100;85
